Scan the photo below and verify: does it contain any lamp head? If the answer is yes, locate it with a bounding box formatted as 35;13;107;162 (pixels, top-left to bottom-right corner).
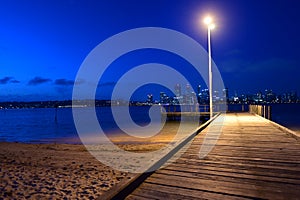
204;16;212;25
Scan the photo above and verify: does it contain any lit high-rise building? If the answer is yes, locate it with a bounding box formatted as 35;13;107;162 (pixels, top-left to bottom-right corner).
174;83;181;97
197;85;201;104
160;92;169;104
186;84;191;95
223;88;229;103
147;94;153;104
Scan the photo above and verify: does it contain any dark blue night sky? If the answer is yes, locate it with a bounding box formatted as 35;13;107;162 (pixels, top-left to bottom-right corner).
0;0;299;101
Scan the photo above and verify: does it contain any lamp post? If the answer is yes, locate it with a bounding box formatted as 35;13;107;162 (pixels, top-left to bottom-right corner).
204;16;215;119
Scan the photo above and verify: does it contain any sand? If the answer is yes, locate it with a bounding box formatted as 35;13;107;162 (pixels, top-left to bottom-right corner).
0;142;132;199
0;141;176;198
0;121;200;199
0;140;181;199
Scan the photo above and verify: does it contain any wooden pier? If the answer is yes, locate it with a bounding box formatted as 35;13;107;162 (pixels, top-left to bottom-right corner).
107;112;300;199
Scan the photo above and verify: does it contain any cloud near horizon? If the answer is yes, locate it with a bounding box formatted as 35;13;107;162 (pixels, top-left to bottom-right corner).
28;76;52;85
54;78;86;86
54;78;74;86
10;79;20;83
0;76;20;84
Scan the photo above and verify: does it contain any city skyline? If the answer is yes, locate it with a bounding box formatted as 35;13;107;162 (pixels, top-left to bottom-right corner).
1;0;300;101
146;83;299;105
0;86;298;109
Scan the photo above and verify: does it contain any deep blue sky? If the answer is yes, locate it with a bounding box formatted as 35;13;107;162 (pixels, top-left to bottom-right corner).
0;0;299;101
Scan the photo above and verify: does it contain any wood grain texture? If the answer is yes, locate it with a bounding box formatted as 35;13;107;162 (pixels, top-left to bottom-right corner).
127;113;300;200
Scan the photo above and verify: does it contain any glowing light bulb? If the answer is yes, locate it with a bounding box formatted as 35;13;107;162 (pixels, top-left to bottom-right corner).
204;16;212;25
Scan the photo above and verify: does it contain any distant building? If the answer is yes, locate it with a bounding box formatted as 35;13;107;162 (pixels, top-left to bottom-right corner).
213;90;220;102
223;88;229;103
199;89;209;104
174;83;181;97
147;94;153;104
233;91;239;103
197;85;201;104
185;84;192;104
160;92;169;104
290;91;298;103
265;89;276;103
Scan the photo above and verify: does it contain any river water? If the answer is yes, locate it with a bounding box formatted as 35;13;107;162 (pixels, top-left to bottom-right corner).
0;104;299;143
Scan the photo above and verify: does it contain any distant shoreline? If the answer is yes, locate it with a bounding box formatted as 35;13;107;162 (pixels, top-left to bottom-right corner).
0;100;299;110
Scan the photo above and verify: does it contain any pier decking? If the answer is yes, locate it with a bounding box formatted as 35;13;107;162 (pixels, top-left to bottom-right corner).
121;113;300;199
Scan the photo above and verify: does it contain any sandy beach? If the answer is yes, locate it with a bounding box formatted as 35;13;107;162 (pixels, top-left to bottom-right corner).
0;142;134;199
0;142;174;199
0;141;176;199
0;118;201;199
0;121;198;199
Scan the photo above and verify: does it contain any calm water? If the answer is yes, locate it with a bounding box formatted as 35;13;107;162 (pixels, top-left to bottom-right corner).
0;108;77;143
0;106;161;143
0;104;299;143
269;104;300;131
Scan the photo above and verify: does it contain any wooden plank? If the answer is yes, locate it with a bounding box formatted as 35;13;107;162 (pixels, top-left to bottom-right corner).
179;154;300;166
129;182;251;200
182;147;300;157
156;168;300;188
162;164;300;184
189;141;300;148
181;156;300;165
145;171;299;199
167;159;300;179
173;157;300;172
167;163;300;181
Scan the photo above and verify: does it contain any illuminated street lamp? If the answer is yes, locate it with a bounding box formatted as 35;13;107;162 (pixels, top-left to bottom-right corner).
204;16;215;119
